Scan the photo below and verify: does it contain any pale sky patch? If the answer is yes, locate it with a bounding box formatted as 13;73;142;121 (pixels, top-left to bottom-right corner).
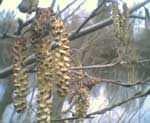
0;0;143;20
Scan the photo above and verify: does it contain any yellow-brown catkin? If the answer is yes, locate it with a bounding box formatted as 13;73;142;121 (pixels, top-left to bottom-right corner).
30;8;54;123
31;37;52;123
50;15;71;96
75;86;89;122
31;7;53;39
13;37;28;113
112;2;121;39
121;3;129;46
28;0;39;13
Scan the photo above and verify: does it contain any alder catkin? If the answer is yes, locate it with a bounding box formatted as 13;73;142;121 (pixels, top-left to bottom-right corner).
75;86;89;122
30;8;54;123
122;3;130;46
112;2;121;39
50;14;71;97
13;37;28;113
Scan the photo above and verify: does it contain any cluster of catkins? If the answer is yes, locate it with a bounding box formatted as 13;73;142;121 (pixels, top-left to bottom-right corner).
13;38;28;113
112;2;130;46
13;6;90;123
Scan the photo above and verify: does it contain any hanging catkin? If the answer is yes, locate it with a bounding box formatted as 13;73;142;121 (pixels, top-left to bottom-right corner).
13;37;28;113
112;2;121;39
30;8;54;123
75;86;89;122
32;37;52;123
121;3;130;46
50;14;71;96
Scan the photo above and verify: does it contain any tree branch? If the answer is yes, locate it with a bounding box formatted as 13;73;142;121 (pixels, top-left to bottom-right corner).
130;15;145;20
71;62;119;70
69;0;150;40
51;88;150;122
0;0;149;78
0;54;36;78
59;0;77;14
71;58;150;70
77;71;150;88
1;0;148;40
100;79;150;87
87;89;150;116
75;0;105;33
50;0;56;9
64;0;87;21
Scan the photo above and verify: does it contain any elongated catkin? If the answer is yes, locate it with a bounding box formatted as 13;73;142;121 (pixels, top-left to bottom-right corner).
13;38;28;113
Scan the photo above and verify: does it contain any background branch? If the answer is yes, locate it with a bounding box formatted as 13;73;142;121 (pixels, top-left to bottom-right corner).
100;79;150;87
130;15;145;20
0;0;149;78
69;0;150;40
71;58;150;70
75;0;105;33
52;88;150;122
59;0;77;14
50;0;56;9
64;0;87;21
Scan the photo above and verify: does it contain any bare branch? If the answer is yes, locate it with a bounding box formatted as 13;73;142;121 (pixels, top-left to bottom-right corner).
0;54;36;78
59;0;77;14
0;33;21;39
78;71;150;88
71;59;150;70
51;115;93;122
0;0;2;5
0;0;149;78
0;65;13;78
75;0;105;33
64;0;87;21
100;79;150;87
71;62;119;70
62;97;79;113
69;0;150;40
51;88;150;122
87;89;150;116
0;53;150;79
50;0;56;9
130;15;145;20
1;0;148;40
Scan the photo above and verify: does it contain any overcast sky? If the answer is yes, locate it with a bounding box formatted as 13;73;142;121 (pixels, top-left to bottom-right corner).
0;0;97;12
0;0;143;11
0;0;146;20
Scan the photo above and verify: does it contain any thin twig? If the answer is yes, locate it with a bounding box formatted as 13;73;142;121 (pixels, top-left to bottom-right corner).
59;0;77;14
0;33;21;39
69;0;150;40
100;79;150;87
64;0;87;21
1;57;150;79
79;71;150;88
70;58;150;70
0;0;149;78
62;97;79;113
87;89;150;116
0;1;148;40
51;88;150;122
130;15;145;20
75;0;105;33
50;0;56;9
71;62;119;70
